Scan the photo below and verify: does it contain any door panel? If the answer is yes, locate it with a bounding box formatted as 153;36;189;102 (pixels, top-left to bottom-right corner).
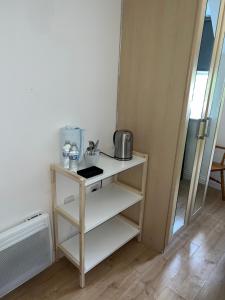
173;0;221;234
193;36;225;215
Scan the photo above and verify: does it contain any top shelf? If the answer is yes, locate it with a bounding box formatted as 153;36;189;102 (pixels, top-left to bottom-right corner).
52;152;147;186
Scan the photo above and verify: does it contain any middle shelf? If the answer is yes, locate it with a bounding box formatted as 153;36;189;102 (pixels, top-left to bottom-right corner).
56;182;143;233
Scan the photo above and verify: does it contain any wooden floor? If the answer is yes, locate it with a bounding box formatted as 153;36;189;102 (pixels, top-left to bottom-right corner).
4;187;225;300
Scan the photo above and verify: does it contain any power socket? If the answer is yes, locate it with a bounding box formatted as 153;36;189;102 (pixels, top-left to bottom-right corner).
90;181;102;193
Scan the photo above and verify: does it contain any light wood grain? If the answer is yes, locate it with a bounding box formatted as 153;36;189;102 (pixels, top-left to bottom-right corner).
51;164;85;184
138;155;148;241
4;187;225;300
79;181;86;288
50;168;59;261
195;253;225;300
117;0;200;252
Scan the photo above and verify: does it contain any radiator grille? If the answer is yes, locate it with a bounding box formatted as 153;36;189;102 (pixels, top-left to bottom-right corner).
0;214;52;298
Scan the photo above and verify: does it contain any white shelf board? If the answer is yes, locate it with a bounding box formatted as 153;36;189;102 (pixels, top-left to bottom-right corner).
80;154;146;186
56;183;142;232
59;216;139;273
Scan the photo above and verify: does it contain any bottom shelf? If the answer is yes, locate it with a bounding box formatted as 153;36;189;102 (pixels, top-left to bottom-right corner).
59;216;140;273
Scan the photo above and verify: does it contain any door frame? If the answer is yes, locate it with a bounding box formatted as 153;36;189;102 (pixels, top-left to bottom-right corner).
165;0;225;245
191;27;225;220
189;5;225;220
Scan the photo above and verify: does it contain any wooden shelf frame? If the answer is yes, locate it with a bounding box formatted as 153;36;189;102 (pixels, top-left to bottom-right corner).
51;151;148;288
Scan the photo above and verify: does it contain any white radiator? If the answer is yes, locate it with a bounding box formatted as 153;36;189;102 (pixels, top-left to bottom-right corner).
0;213;53;298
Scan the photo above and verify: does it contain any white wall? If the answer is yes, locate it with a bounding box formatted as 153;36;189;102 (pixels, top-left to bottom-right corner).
0;0;121;232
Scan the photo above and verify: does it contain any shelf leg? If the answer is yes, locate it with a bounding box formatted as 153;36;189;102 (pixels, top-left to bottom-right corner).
51;168;60;261
138;155;148;242
55;248;60;262
80;272;85;288
113;174;118;183
137;232;142;242
79;181;86;288
137;199;145;242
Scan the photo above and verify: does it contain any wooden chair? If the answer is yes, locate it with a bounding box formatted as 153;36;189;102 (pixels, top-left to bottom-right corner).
210;145;225;201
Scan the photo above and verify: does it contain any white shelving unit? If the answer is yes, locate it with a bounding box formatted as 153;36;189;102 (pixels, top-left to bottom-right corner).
51;152;148;288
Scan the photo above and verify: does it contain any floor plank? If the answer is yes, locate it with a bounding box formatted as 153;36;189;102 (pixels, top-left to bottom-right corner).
194;253;225;300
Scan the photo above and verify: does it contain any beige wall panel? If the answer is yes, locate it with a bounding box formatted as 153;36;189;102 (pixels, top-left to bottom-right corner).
117;0;199;251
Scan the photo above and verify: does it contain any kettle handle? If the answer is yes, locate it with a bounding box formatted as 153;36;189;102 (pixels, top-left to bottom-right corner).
113;130;119;145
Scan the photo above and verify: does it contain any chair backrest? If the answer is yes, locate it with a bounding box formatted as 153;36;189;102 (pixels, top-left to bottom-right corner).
215;145;225;165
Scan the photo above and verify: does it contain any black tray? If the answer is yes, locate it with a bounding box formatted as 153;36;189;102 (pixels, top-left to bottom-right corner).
77;166;103;179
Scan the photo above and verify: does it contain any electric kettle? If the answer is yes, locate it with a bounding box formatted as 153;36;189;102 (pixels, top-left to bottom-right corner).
113;130;133;161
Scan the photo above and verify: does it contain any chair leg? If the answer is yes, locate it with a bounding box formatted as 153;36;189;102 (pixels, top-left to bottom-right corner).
221;170;225;201
210;176;221;184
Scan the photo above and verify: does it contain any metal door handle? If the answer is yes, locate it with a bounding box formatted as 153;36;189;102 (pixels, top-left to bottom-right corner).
196;117;212;140
204;117;211;138
196;119;206;140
